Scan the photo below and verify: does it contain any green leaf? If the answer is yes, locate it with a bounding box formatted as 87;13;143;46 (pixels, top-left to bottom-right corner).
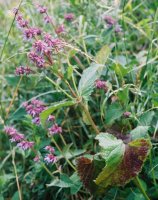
0;196;4;200
64;65;73;80
78;63;104;101
47;173;82;195
105;102;124;125
94;138;151;189
130;126;149;140
40;100;75;127
70;172;82;194
47;174;73;188
138;111;155;126
77;133;151;195
111;63;130;78
95;133;125;187
5;76;20;86
9;107;26;121
12;191;19;200
95;45;111;65
117;87;129;106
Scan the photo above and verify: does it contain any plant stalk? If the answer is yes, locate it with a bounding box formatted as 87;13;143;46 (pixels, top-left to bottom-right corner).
134;176;150;200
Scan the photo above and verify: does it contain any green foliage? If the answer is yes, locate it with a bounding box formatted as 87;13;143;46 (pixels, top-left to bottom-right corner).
77;133;151;195
47;173;82;195
78;63;104;101
0;0;158;199
105;102;124;125
95;45;111;65
40;100;75;127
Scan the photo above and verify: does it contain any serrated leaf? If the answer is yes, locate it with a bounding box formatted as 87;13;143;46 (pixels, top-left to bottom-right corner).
47;174;73;188
70;172;82;194
76;157;94;191
95;138;151;189
95;133;125;187
130;126;149;140
111;63;130;78
77;133;151;195
95;45;111;65
40;100;75;127
105;102;124;125
78;64;104;101
138;111;155;126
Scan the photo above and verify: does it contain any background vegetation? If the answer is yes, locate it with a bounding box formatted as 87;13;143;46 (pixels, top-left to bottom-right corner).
0;0;158;199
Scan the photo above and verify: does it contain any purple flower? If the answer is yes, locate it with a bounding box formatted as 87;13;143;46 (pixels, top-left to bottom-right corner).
23;99;46;125
24;66;32;75
56;24;65;34
4;126;17;136
23;27;41;40
17;140;34;150
44;145;55;153
15;66;31;76
49;124;62;135
44;16;51;23
13;8;19;15
4;126;25;143
115;24;122;33
123;112;131;118
64;13;74;21
33;40;51;54
15;13;28;29
36;4;47;14
34;155;40;162
95;80;107;89
10;133;25;142
33;27;42;35
44;33;64;50
32;117;40;125
48;115;55;121
104;15;117;26
44;154;57;164
28;51;45;68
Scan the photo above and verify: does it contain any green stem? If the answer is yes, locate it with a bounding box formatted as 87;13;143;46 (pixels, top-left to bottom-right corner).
0;0;23;61
12;149;22;200
149;149;157;186
51;137;76;171
45;76;74;100
134;176;150;200
42;163;55;178
60;134;67;146
80;102;100;135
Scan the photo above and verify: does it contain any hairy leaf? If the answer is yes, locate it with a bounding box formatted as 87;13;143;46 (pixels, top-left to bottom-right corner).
78;64;104;101
130;126;149;140
76;157;94;190
40;100;75;127
95;45;111;65
105;102;124;125
77;133;151;195
95;138;151;188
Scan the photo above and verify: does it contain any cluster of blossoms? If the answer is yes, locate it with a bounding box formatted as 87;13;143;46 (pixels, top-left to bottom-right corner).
47;114;62;135
14;8;28;29
95;79;108;92
15;66;32;76
123;111;131;118
4;126;34;150
23;99;46;125
13;5;65;70
44;145;57;164
64;13;74;21
103;15;122;33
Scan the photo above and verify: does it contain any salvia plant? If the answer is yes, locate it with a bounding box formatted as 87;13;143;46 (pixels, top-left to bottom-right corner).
0;0;158;200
